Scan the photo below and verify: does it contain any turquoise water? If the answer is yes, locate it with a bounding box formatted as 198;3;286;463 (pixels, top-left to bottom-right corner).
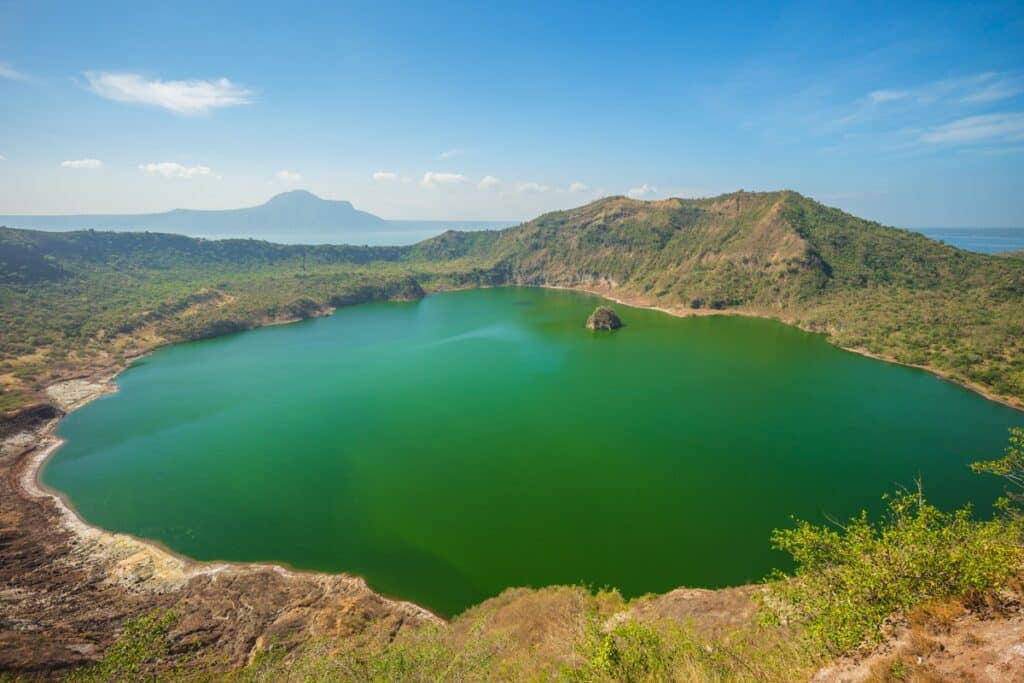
45;287;1023;616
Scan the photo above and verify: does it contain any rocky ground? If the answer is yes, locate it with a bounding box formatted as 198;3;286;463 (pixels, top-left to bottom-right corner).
813;596;1024;682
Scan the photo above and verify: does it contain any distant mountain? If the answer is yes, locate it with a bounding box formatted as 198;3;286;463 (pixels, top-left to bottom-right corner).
0;190;513;244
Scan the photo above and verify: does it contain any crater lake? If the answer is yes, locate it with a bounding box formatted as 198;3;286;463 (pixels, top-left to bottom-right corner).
44;287;1024;616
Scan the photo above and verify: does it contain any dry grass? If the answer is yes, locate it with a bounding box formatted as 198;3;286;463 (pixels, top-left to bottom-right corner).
907;599;966;636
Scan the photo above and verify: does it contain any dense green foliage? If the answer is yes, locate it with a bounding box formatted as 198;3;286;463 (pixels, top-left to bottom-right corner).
972;427;1024;507
764;482;1022;655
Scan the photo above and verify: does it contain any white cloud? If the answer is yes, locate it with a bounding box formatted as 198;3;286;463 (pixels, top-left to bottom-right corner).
869;89;909;103
961;74;1024;103
439;148;467;160
0;154;6;161
373;170;400;182
139;162;214;179
60;158;104;169
627;183;657;198
85;71;253;114
881;72;1024;106
568;181;589;193
276;169;302;184
0;61;28;81
478;175;500;190
421;171;469;188
832;72;1024;133
921;113;1024;144
515;181;550;193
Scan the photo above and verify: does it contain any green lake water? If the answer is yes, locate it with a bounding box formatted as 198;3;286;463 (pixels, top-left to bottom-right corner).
45;287;1024;616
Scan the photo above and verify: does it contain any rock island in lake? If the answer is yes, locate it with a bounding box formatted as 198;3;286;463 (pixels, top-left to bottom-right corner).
586;306;622;330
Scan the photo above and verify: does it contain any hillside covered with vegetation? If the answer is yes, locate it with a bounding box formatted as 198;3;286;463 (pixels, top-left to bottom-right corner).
2;190;1023;412
414;191;1024;406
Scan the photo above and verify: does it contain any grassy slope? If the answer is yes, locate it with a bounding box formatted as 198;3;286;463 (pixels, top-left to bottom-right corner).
414;191;1024;406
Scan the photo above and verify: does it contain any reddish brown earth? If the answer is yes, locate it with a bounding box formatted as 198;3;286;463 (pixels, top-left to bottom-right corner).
813;596;1024;682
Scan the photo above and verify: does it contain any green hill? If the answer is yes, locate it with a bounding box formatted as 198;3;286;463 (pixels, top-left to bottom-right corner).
1;190;1022;412
413;191;1024;404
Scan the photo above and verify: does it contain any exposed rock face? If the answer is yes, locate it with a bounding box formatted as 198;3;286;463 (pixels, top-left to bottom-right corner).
586;306;622;330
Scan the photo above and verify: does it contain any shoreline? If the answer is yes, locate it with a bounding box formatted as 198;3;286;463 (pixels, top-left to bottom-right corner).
5;280;1022;670
17;281;1024;608
4;282;1021;673
542;282;1024;413
11;283;765;640
18;370;445;624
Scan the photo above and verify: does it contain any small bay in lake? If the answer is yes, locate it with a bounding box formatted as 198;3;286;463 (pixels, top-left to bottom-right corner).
45;287;1024;616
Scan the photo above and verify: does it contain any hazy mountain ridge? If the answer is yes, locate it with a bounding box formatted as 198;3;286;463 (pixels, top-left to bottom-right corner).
0;189;512;242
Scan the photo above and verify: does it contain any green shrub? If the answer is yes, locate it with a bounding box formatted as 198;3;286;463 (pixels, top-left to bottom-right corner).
67;609;177;682
764;484;1021;655
972;427;1024;512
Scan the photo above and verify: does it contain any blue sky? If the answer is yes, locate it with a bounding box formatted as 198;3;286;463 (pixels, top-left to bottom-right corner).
0;0;1022;225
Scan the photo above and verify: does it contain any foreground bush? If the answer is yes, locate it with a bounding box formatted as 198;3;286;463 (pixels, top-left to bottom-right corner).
764;480;1022;655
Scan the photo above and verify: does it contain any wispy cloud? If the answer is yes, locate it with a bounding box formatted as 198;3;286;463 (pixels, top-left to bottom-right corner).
85;72;253;114
922;113;1024;144
961;74;1024;103
0;61;29;81
276;169;302;184
567;181;589;193
869;89;909;103
871;72;1023;108
373;170;400;182
829;72;1024;134
421;171;470;187
515;181;550;193
139;162;214;178
478;175;500;190
972;145;1024;156
61;158;104;169
438;148;468;160
627;183;657;198
0;154;7;161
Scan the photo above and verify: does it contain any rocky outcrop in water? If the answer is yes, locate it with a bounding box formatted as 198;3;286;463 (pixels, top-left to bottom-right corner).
586;306;622;330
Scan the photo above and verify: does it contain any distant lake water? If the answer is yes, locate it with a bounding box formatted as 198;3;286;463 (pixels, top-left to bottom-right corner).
916;227;1024;254
44;287;1024;616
